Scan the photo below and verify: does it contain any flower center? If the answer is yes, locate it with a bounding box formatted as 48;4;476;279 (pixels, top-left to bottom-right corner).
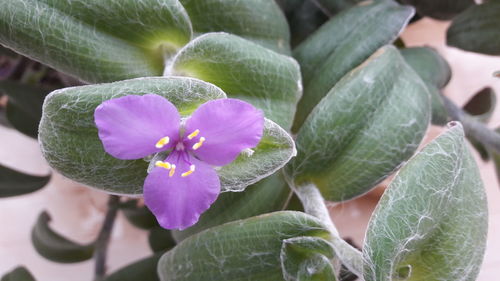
153;129;206;178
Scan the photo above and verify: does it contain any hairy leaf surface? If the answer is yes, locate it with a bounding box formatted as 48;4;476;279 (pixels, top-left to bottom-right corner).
363;123;488;281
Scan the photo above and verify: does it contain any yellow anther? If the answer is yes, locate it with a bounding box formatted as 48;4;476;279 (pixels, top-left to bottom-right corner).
192;137;206;150
155;161;171;170
187;129;200;140
181;165;196;177
155;136;170;148
169;164;176;177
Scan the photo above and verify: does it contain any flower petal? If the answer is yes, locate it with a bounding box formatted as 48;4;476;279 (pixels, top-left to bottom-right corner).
184;99;264;166
144;151;220;230
94;94;180;160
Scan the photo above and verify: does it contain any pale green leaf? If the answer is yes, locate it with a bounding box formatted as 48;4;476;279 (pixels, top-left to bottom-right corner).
363;122;488;281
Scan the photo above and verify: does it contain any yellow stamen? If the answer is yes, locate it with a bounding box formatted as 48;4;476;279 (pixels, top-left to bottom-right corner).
169;164;176;177
187;129;200;140
192;137;206;150
155;136;170;148
181;165;196;177
155;161;171;170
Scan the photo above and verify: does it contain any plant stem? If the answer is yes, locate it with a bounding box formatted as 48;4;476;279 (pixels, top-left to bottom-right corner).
293;183;364;278
93;195;120;281
443;95;500;154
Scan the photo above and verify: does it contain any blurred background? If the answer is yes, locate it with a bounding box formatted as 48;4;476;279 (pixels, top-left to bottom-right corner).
0;18;499;281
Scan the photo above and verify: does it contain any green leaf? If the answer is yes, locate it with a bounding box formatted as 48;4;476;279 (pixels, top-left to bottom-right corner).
170;32;302;130
121;201;158;230
286;46;430;201
158;211;330;281
1;266;36;281
0;0;192;83
292;0;414;131
172;172;291;242
104;254;162;281
363;122;488;281
311;0;364;15
0;80;50;138
0;165;50;198
493;127;500;185
31;211;95;263
39;77;295;195
447;1;500;55
400;0;475;20
281;237;337;281
148;227;176;253
217;120;296;192
399;47;451;89
179;0;291;54
400;47;451;125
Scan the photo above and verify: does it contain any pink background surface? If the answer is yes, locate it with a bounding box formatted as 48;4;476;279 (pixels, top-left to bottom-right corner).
0;18;499;280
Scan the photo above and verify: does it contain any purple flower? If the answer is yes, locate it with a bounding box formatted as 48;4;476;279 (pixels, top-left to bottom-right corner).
94;94;264;230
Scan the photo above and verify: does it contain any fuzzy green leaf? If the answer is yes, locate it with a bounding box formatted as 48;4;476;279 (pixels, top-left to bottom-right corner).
158;211;330;281
292;0;414;131
170;32;302;130
400;47;451;125
39;77;295;195
281;237;337;281
286;46;430;201
363;122;488;281
0;0;192;83
31;211;94;263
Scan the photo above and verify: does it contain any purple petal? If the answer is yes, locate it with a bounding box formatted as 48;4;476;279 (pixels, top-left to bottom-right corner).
184;99;264;166
94;94;180;160
144;151;220;230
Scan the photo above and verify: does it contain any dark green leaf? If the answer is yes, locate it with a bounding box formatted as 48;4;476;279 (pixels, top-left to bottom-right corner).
121;201;158;230
39;77;295;195
0;0;192;83
461;87;496;160
31;211;94;263
463;87;496;123
171;32;302;130
1;266;36;281
0;80;50;138
493;127;500;185
286;46;430;201
363;122;488;281
400;0;475;20
281;237;337;281
0;164;50;198
104;254;162;281
172;172;291;242
447;1;500;55
158;211;330;281
292;0;414;131
148;227;176;253
288;0;328;47
179;0;291;54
